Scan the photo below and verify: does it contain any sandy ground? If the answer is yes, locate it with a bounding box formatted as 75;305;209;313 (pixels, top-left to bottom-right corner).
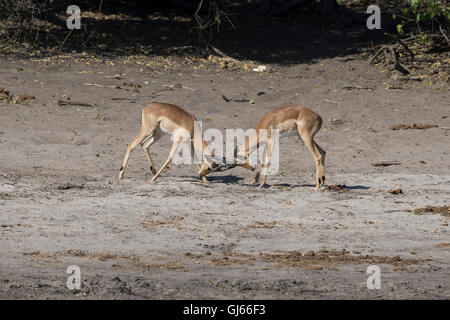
0;49;449;299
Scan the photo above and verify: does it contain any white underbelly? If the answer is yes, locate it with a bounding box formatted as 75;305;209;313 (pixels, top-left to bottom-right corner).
158;123;171;135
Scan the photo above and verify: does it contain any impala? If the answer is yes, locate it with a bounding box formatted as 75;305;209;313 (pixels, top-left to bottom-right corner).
119;102;220;183
199;104;326;190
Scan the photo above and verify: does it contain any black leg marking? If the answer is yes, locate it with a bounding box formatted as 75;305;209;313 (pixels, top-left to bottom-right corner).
119;166;124;171
322;176;325;183
318;177;322;185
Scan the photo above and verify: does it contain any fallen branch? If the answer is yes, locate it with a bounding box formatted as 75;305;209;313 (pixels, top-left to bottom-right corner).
368;30;449;80
439;24;450;46
320;98;339;104
111;98;138;101
84;83;122;89
57;100;95;107
222;95;252;103
103;74;123;79
371;161;401;167
342;85;373;90
368;45;387;65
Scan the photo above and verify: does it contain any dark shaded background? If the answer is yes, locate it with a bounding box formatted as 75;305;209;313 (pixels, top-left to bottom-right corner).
1;1;402;63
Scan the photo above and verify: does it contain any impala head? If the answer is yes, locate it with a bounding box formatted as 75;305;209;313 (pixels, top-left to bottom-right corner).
232;145;256;171
198;146;256;177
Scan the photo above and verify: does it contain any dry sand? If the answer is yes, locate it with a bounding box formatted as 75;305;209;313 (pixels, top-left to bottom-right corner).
0;52;449;299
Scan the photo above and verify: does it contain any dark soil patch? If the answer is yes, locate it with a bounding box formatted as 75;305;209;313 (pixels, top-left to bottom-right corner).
371;161;401;167
388;188;403;195
326;184;349;192
258;249;424;271
183;249;424;271
57;184;85;190
0;88;35;104
390;123;439;130
414;206;450;218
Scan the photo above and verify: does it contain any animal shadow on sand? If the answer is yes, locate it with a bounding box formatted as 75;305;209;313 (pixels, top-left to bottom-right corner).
180;175;244;185
179;175;370;190
254;183;370;190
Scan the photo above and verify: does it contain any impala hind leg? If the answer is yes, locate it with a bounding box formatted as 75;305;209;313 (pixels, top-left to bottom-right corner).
150;137;184;182
142;130;162;175
301;134;326;190
315;141;326;185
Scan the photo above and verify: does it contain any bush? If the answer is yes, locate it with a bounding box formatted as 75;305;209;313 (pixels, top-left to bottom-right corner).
397;0;450;45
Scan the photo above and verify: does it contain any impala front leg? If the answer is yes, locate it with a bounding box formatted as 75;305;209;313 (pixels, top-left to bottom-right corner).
191;144;208;183
151;138;183;183
196;164;209;183
258;138;272;189
253;162;263;184
252;143;266;184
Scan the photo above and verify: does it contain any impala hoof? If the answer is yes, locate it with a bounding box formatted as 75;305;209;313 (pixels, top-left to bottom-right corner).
317;176;325;187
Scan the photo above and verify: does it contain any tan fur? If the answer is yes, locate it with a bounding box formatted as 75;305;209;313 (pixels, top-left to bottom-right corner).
119;102;213;183
200;104;326;190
